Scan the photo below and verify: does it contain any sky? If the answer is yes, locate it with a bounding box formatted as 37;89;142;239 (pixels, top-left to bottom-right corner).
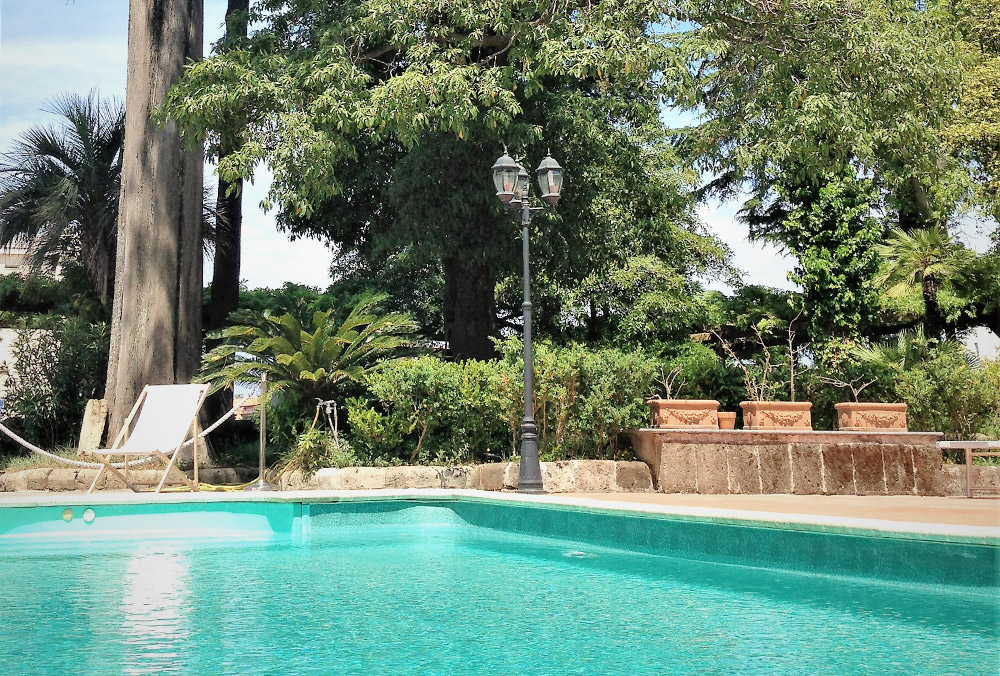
0;0;988;295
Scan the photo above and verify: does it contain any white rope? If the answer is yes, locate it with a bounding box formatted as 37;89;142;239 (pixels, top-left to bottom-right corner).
0;404;240;470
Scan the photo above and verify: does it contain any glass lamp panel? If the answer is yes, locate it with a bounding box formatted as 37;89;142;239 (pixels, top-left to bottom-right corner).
502;168;519;194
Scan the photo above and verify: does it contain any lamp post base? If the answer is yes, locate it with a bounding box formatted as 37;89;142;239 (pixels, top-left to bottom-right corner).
244;478;279;492
517;421;545;494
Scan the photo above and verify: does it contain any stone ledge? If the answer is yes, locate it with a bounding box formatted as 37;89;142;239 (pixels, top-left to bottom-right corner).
629;429;948;496
631;428;944;444
0;467;258;492
281;460;654;493
0;461;652;494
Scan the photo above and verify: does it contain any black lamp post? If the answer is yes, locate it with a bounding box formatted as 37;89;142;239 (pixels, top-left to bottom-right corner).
491;148;564;494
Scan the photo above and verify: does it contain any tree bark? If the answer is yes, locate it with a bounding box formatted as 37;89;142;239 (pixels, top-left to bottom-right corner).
105;0;205;437
922;274;944;339
442;256;497;361
207;0;249;330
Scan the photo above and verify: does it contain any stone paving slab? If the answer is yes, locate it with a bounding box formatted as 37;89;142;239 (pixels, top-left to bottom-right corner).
565;493;1000;528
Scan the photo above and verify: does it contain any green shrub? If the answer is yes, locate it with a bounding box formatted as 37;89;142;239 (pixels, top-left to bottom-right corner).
659;342;744;411
348;355;518;465
284;426;360;475
894;353;999;440
1;319;109;449
347;342;658;465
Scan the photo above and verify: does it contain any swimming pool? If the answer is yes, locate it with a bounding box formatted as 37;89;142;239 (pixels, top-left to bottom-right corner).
0;495;996;675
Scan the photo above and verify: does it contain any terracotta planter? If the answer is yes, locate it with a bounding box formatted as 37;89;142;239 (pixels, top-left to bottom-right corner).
835;402;908;432
717;412;737;430
739;401;812;430
647;399;720;429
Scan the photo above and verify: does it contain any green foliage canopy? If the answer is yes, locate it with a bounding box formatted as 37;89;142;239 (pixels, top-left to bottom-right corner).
163;0;728;356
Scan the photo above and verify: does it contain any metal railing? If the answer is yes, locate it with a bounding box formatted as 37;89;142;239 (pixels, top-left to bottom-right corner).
938;440;1000;498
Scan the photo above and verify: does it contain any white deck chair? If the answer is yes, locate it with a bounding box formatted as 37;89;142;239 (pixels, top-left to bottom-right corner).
87;384;210;494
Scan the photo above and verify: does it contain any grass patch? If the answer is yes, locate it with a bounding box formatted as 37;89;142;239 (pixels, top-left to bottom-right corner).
0;447;81;473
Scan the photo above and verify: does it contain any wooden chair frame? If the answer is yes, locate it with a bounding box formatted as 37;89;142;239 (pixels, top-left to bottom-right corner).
87;385;208;494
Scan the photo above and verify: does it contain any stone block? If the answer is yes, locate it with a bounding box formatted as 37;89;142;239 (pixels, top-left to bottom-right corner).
462;465;481;490
77;399;108;454
540;461;578;493
280;470;309;490
911;445;944;496
315;468;343;490
576;460;616;493
657;443;698;493
940;465;964;496
235;467;260;483
75;469;102;491
820;444;856;495
439;466;475;489
478;463;506;491
385;466;440;489
614;462;653;492
789;444;824;495
851;444;887;495
339;467;387;490
725;445;760;494
756;445;792;493
24;469;52;491
200;468;239;485
694;445;728;493
0;473;7;492
972;465;1000;493
125;469;167;487
47;469;78;491
628;432;661;485
502;462;520;490
11;471;29;492
882;446;916;495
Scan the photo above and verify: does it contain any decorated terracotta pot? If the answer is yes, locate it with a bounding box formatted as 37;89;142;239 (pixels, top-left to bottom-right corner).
834;402;908;432
647;399;720;429
739;401;813;430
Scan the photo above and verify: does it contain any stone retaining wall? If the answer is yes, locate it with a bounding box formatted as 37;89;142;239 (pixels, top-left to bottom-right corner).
629;429;949;496
0;461;653;494
942;464;1000;497
2;454;993;496
282;460;654;493
0;467;258;492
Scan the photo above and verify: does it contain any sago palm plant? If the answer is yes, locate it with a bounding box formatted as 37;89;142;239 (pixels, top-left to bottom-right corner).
198;293;417;428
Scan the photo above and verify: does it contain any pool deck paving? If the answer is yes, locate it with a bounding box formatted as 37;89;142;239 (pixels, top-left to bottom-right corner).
0;489;997;541
567;493;1000;527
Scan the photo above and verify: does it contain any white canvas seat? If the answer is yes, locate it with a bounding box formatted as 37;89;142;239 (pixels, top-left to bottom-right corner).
87;384;210;494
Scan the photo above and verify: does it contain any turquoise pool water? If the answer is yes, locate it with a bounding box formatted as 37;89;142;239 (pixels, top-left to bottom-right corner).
0;498;996;675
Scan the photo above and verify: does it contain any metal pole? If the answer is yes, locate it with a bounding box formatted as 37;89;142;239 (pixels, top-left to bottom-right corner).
245;371;277;491
518;198;544;494
259;372;267;478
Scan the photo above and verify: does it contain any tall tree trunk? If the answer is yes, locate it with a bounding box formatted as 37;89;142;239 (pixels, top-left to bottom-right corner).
442;256;497;361
105;0;205;437
922;274;943;339
208;175;242;329
207;0;249;330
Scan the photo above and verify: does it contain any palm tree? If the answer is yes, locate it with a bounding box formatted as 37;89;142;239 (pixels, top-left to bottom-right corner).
874;225;970;339
0;92;124;307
